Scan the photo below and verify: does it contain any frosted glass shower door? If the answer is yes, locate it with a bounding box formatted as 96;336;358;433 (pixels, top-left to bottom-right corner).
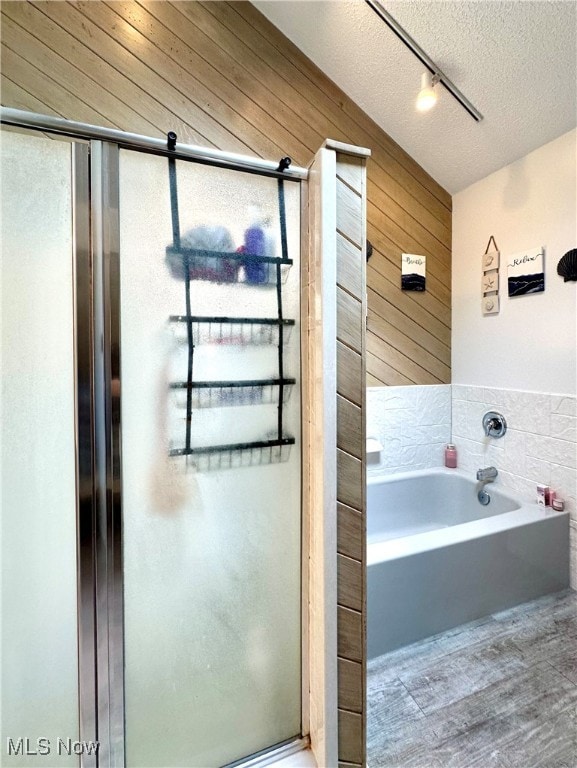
1;131;80;765
119;150;302;767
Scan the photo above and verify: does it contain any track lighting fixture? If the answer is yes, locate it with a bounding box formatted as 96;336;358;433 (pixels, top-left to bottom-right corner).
365;0;483;122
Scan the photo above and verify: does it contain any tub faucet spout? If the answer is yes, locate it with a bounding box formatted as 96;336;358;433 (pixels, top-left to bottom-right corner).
477;466;498;482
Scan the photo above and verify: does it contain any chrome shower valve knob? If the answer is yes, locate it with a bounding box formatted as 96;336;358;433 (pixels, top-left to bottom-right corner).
482;411;507;438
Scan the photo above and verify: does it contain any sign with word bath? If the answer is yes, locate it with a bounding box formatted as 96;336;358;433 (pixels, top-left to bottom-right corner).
401;253;426;291
507;247;545;297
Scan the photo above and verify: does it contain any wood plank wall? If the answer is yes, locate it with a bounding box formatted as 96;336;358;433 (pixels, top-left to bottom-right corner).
1;3;451;764
332;143;368;768
0;0;452;390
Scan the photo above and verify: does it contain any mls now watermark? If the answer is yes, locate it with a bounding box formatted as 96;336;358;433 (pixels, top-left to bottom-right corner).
6;737;99;757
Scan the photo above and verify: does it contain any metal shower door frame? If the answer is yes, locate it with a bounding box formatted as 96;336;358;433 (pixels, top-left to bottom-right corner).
72;139;99;768
72;138;125;768
90;140;125;768
87;140;308;768
89;140;310;768
1;108;310;768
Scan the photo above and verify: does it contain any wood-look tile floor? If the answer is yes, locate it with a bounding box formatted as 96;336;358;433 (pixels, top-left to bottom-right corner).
367;589;577;768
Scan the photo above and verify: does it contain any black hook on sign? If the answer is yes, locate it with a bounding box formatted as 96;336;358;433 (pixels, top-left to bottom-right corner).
276;156;291;173
167;131;177;151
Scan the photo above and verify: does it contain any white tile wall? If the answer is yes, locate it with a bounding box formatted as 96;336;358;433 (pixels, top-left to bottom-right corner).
368;383;576;521
366;385;451;476
368;384;577;586
451;385;577;521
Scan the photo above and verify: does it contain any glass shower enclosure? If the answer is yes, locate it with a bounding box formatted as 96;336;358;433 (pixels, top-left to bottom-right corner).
1;114;305;768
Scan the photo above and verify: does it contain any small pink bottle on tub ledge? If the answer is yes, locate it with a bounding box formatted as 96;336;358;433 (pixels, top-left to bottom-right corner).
445;444;457;468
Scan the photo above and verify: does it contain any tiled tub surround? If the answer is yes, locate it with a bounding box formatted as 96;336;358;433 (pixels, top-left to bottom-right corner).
368;384;577;586
452;385;577;587
367;385;451;476
451;386;576;509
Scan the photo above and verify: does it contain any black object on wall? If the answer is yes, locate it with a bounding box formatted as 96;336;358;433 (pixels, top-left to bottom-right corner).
366;239;374;262
557;249;577;282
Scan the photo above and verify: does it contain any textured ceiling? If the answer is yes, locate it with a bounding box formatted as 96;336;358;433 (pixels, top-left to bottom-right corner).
253;0;577;194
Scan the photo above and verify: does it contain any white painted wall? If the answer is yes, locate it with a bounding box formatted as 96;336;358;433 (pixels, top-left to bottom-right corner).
452;128;577;394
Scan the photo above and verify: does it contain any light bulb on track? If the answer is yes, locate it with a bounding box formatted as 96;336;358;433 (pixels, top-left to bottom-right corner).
416;71;439;112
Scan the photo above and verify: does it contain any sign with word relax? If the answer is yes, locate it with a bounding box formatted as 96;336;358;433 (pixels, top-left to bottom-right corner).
507;247;545;297
401;253;426;291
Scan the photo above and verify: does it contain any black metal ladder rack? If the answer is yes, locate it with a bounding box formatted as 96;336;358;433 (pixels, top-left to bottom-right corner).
166;153;296;462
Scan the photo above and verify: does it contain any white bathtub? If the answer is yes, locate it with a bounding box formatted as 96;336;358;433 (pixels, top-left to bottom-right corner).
368;468;569;657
